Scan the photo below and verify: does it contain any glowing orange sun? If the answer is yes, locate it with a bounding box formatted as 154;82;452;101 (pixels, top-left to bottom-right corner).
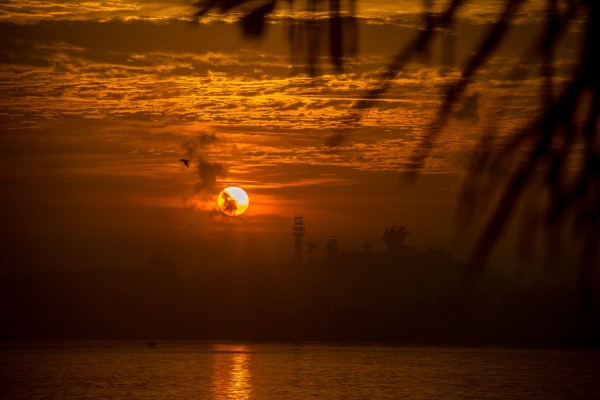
217;186;249;216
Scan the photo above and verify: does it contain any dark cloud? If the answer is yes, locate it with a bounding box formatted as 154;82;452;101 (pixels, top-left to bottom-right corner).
182;133;219;158
220;190;238;214
194;156;228;194
181;133;227;194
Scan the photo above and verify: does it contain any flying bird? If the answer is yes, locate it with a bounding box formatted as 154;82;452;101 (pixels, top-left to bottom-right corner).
179;158;190;167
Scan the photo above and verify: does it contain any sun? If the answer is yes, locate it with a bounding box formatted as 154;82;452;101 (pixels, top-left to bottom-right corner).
217;187;249;216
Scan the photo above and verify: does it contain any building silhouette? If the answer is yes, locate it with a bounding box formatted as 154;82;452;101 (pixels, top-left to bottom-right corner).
292;215;305;264
325;235;338;263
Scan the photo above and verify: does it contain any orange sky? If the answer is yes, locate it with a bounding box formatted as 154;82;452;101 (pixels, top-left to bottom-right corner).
0;1;585;274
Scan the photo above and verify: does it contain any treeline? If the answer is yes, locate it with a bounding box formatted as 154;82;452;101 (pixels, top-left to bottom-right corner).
1;246;598;346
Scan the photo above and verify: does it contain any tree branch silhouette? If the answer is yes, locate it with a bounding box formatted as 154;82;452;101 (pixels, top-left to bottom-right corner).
191;0;599;309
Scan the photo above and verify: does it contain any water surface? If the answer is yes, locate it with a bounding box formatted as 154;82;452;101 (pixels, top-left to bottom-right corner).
1;341;599;399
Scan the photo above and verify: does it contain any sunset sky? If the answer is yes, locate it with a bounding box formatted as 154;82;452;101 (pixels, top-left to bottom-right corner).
0;0;585;275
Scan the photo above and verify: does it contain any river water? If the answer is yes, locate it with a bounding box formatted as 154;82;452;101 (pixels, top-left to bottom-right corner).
1;341;599;399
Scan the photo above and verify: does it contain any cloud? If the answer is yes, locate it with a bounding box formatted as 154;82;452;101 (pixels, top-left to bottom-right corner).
219;191;238;214
181;133;228;195
0;12;568;180
182;133;219;158
194;156;228;194
0;1;194;23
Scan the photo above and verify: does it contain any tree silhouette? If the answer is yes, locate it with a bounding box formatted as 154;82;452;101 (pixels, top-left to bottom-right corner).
381;226;411;253
192;0;599;309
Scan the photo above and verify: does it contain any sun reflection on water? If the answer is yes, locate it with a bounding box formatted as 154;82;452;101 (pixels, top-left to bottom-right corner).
211;344;252;400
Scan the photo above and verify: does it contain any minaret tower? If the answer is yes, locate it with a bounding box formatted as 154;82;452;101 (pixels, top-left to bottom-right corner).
292;215;305;264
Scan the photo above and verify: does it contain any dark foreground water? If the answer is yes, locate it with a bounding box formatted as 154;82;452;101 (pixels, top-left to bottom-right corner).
1;341;599;399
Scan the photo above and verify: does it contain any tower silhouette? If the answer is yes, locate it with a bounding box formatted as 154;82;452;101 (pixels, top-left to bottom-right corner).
292;215;305;264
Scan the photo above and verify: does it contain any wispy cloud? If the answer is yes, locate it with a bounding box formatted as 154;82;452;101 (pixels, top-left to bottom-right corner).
180;133;228;195
0;1;194;23
0;11;576;199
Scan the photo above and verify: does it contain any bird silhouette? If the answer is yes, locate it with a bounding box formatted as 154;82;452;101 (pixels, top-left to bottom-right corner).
179;159;190;167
